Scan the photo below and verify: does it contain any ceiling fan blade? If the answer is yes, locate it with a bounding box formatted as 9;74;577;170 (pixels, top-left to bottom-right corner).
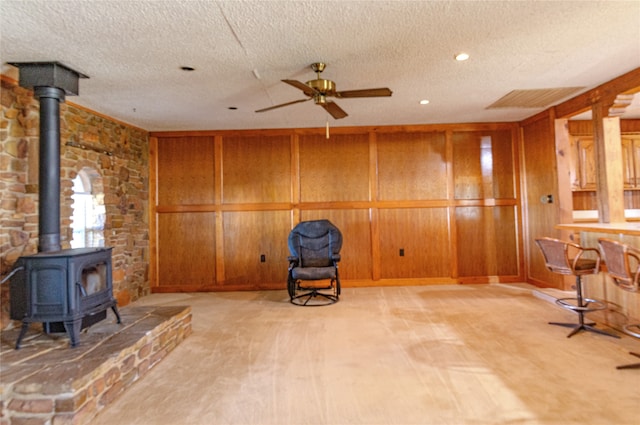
282;79;317;96
336;88;393;98
322;101;348;119
255;98;311;113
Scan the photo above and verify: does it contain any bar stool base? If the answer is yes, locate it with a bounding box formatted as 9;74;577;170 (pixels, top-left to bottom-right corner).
616;352;640;370
551;295;619;339
549;321;620;338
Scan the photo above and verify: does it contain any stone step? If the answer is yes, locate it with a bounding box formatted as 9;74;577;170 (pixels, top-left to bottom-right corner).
0;305;191;425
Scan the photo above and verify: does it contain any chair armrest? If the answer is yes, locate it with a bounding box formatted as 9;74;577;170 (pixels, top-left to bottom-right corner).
331;254;341;262
574;246;600;271
288;256;299;272
626;247;640;291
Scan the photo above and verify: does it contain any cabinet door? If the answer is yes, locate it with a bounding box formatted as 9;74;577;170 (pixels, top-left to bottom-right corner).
576;137;596;190
569;136;581;190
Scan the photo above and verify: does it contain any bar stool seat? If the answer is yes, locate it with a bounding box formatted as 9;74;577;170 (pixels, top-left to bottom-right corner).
535;237;619;339
597;238;640;370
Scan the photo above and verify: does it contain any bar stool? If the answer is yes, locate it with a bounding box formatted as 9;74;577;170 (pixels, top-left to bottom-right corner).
535;237;619;339
597;238;640;370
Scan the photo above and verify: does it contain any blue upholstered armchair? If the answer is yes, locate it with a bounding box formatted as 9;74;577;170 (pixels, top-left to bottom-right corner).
287;219;342;306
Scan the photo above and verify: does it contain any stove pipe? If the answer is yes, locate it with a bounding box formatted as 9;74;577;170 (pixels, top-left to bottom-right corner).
10;62;88;252
36;87;64;252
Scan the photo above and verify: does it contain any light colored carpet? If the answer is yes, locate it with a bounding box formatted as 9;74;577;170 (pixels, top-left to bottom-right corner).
91;284;640;425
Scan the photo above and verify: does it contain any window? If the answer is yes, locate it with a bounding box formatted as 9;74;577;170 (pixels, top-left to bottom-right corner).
71;168;105;248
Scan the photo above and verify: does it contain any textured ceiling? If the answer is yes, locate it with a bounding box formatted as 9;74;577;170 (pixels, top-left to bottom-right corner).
1;0;639;131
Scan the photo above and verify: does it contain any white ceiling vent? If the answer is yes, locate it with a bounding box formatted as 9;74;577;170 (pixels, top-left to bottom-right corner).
487;87;585;109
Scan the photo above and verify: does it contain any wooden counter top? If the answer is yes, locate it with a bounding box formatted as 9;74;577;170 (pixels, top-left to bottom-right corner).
556;222;640;236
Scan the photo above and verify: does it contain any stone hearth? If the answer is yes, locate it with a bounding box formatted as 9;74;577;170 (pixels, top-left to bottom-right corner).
0;305;191;425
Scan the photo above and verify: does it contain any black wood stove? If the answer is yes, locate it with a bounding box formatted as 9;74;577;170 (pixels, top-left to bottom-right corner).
9;247;121;348
7;62;121;349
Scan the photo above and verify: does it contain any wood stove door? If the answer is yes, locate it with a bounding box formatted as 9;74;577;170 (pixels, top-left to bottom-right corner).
30;264;70;319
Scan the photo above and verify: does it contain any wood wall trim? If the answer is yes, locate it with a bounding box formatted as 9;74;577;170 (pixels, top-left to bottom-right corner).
517;124;530;282
290;134;300;225
510;125;525;278
519;109;553;128
214;136;225;284
369;132;381;280
150;276;531;293
553;67;640;119
155;199;520;213
518;67;640;127
445;129;458;278
149;122;518;138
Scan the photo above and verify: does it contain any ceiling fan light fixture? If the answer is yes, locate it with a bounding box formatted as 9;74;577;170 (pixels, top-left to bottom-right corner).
255;62;391;120
454;52;470;61
307;78;335;94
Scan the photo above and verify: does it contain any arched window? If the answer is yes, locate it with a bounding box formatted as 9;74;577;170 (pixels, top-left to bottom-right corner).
71;168;105;248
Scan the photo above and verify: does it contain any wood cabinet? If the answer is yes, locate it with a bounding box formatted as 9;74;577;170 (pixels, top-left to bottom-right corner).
570;135;640;192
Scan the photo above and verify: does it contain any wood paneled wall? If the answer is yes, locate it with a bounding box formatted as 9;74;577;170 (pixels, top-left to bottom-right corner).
149;124;523;292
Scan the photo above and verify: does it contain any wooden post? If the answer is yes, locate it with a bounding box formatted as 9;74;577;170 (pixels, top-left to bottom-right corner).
554;119;575;230
555;119;578;289
593;101;625;223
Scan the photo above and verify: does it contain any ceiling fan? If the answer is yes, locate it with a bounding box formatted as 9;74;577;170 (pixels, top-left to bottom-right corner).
256;62;393;119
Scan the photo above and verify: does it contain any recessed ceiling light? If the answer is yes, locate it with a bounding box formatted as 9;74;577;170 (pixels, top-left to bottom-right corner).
419;99;430;105
180;66;195;71
454;53;470;61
